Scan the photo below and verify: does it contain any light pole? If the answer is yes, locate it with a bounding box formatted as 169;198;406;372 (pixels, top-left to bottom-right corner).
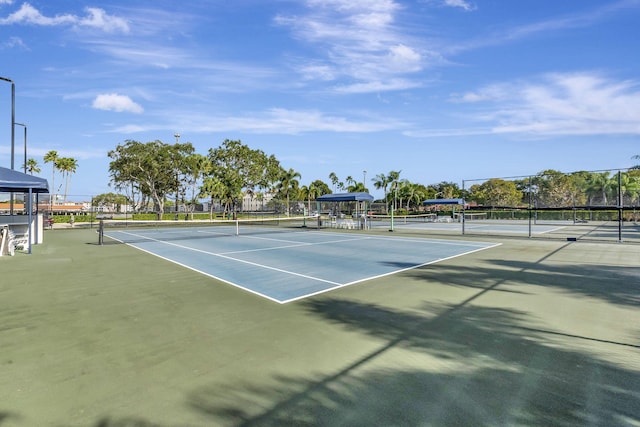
0;76;15;170
15;122;27;174
1;76;16;215
363;170;367;191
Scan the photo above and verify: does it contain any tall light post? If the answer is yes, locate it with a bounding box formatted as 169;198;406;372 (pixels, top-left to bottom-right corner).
15;122;27;174
363;170;367;191
0;76;15;170
1;76;16;215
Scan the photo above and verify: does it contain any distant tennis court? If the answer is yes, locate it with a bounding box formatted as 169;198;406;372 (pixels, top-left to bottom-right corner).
368;214;564;235
104;219;499;303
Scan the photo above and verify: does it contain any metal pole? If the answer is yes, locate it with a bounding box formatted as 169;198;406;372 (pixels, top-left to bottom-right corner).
528;176;532;238
461;181;466;235
618;170;623;243
15;123;26;173
27;188;33;254
1;77;16;215
389;183;396;232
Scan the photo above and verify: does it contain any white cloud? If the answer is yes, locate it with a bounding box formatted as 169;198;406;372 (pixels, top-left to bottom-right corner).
111;108;406;135
443;0;476;11
78;7;129;33
0;3;129;33
276;0;426;92
490;73;640;135
434;72;640;137
92;93;143;114
1;35;27;49
333;78;422;94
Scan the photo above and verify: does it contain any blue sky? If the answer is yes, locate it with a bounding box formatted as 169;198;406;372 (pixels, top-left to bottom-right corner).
1;0;639;199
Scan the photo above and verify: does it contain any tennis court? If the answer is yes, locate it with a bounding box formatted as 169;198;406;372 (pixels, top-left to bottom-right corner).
368;214;564;234
2;226;639;426
104;220;499;303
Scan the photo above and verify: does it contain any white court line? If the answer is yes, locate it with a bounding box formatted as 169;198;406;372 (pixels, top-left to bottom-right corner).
220;235;374;255
279;242;502;304
106;229;500;304
107;230;343;286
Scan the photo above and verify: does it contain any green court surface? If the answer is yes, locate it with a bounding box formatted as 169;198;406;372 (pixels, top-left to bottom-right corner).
1;227;638;426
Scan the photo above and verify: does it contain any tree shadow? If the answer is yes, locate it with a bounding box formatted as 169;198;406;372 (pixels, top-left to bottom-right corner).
187;299;640;426
401;258;639;308
0;412;18;426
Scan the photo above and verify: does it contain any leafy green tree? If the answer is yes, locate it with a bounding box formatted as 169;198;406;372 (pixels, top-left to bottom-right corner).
183;153;210;218
92;192;128;213
207;139;282;217
109;140;185;218
430;181;461;199
199;176;227;218
626;170;640;207
468;178;522;207
535;170;578;208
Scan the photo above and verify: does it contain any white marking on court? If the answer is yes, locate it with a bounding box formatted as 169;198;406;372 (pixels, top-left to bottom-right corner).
106;229;500;304
279;242;502;304
220;235;374;255
107;230;343;286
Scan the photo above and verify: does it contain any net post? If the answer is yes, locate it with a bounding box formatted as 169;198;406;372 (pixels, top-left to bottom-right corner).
461;181;465;235
528;176;533;238
235;219;240;236
618;170;623;243
98;219;104;245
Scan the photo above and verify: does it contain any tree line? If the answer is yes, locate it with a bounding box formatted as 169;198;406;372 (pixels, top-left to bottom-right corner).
22;150;79;204
104;139;640;217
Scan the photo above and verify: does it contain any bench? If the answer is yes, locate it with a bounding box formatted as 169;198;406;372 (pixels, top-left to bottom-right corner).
0;225;29;256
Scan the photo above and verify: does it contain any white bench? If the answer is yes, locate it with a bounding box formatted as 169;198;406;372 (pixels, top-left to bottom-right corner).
0;225;29;256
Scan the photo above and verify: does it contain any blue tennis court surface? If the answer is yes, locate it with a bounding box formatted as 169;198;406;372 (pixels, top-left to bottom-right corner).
106;226;499;304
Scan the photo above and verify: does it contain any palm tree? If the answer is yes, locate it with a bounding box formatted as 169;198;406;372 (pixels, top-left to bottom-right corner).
25;158;40;175
372;173;390;213
345;176;355;188
300;181;324;215
585;172;613;205
44;150;59;208
631;155;640;170
328;172;339;192
387;170;401;212
277;168;301;215
199;176;226;219
57;157;78;202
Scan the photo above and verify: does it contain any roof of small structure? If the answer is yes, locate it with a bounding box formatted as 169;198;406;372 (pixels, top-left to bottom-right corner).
0;166;49;193
422;198;465;205
317;192;374;202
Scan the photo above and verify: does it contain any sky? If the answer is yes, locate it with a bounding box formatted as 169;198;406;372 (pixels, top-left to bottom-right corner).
1;0;639;200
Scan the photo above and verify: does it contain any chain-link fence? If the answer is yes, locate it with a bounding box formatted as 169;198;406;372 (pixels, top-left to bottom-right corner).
460;168;639;243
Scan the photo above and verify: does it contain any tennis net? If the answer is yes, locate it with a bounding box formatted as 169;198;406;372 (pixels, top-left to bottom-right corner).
368;213;436;227
99;216;315;243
